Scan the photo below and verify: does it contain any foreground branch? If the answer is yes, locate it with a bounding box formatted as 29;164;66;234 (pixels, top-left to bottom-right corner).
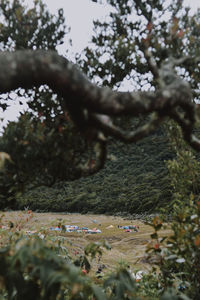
0;50;192;116
0;50;200;174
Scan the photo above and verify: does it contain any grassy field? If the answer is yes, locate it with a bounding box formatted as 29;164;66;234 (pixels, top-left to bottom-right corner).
0;211;171;276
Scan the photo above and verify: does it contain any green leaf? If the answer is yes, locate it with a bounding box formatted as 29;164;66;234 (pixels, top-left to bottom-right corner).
91;285;107;300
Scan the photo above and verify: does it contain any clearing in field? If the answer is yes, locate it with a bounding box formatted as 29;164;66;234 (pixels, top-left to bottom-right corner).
0;211;171;275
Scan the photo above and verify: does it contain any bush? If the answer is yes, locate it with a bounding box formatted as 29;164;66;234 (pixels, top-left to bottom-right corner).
145;195;200;299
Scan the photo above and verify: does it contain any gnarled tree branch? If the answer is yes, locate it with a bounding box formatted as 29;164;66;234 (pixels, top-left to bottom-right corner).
0;50;200;173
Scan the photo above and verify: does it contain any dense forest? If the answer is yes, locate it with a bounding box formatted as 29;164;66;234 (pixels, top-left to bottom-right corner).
16;125;173;214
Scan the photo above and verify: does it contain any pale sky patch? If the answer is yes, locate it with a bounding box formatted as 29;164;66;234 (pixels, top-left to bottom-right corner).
25;0;110;55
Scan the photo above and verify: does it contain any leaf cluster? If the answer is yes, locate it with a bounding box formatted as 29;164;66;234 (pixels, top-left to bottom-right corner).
145;196;200;299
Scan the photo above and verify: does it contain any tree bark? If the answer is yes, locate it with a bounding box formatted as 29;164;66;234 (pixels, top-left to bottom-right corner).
0;50;199;154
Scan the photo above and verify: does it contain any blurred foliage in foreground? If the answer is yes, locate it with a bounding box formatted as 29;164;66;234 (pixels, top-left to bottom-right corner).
0;197;199;299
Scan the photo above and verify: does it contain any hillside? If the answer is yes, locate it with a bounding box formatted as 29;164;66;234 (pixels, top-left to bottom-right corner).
18;126;174;214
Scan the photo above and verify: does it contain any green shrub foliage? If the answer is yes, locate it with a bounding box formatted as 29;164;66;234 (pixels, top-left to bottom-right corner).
145;197;200;299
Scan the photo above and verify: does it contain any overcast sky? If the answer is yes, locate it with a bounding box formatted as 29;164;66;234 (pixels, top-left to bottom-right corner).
29;0;200;53
0;0;200;130
26;0;110;55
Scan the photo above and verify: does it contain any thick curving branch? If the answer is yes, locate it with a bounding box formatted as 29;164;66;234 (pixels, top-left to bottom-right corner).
76;136;107;177
89;113;164;143
0;49;200;173
0;50;192;116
